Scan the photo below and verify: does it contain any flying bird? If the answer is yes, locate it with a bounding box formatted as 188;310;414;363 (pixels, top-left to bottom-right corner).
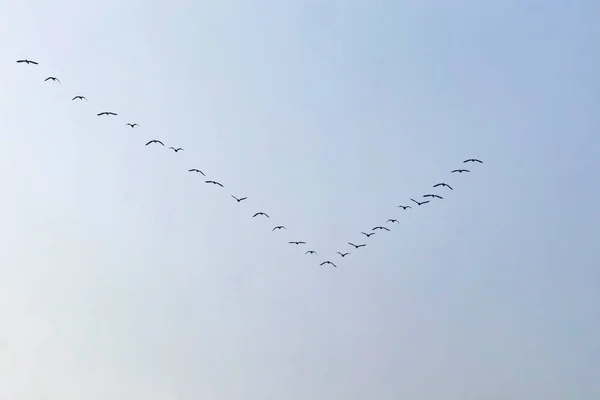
348;242;366;249
16;59;38;65
398;205;412;210
373;226;390;231
320;261;337;268
72;96;87;101
126;123;139;128
169;147;184;152
410;198;430;206
451;169;470;173
188;169;205;175
337;252;350;257
289;241;306;245
361;232;375;238
253;212;269;218
272;226;286;231
433;183;453;190
44;76;60;83
231;195;247;202
205;180;223;187
305;250;318;255
463;158;483;164
387;219;399;223
97;111;117;116
145;140;164;146
423;194;443;200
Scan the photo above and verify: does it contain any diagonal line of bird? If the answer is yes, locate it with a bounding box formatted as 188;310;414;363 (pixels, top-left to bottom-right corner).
16;58;483;269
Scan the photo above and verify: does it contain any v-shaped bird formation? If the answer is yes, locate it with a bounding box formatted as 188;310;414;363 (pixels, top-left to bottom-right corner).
15;58;484;269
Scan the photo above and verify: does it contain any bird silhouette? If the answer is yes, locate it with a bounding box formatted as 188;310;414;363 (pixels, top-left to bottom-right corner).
423;194;443;200
387;219;399;223
348;242;366;249
451;169;470;173
44;76;60;83
410;198;430;206
205;180;223;187
145;140;164;146
231;195;247;202
398;205;412;210
337;252;350;257
305;250;318;255
72;96;87;101
126;123;139;128
361;232;375;237
463;158;483;164
433;183;453;190
289;241;306;245
97;111;117;116
169;147;184;152
16;59;38;65
320;261;337;268
188;169;205;175
272;226;286;231
372;226;390;231
253;212;269;218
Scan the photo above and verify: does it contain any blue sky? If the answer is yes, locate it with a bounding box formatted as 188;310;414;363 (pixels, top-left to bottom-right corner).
1;0;599;399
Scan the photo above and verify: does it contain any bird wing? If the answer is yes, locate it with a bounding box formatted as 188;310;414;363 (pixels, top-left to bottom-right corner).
31;61;39;64
44;77;51;81
410;198;418;204
239;197;247;201
231;195;238;200
16;60;25;63
451;170;459;173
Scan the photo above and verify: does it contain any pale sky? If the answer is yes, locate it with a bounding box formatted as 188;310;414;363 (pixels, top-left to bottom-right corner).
1;1;599;399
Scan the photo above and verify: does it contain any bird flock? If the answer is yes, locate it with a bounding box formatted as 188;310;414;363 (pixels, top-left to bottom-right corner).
15;58;484;269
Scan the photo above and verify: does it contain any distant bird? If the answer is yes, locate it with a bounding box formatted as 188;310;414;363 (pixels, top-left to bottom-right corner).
145;140;164;146
398;205;412;210
361;232;375;238
188;169;205;175
337;252;350;257
387;219;399;223
205;180;223;187
253;212;269;218
231;195;247;203
16;59;38;65
97;111;117;116
433;183;453;190
169;147;184;152
463;158;483;164
72;96;87;101
289;241;306;245
451;169;470;173
410;198;430;206
373;226;390;231
44;76;60;83
305;250;318;255
423;194;443;200
272;226;286;231
126;123;139;128
348;242;366;249
320;261;337;268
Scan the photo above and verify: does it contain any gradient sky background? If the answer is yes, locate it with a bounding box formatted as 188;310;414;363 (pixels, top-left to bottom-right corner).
1;1;599;399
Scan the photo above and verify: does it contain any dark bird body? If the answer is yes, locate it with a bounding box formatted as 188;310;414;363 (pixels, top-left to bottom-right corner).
373;226;390;231
145;140;164;146
44;76;60;83
126;123;139;128
205;180;223;187
72;96;87;101
169;147;184;152
272;226;286;231
231;195;247;203
463;158;483;164
253;212;269;218
361;232;375;237
97;111;117;116
387;219;399;223
16;59;38;65
451;169;470;173
337;252;350;257
320;261;337;268
289;241;306;245
433;183;453;190
411;198;430;206
188;169;205;175
306;250;317;255
423;194;443;200
398;205;412;210
348;242;366;249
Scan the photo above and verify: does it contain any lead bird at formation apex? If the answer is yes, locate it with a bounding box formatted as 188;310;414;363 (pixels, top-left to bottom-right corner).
463;158;483;164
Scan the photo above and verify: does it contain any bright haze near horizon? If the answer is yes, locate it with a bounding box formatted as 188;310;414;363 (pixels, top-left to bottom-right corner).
1;1;599;399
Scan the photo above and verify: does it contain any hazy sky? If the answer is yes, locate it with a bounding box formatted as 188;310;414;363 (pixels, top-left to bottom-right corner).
1;1;599;399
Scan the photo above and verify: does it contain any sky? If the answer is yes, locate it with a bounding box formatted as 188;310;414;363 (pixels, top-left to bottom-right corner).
0;0;599;399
